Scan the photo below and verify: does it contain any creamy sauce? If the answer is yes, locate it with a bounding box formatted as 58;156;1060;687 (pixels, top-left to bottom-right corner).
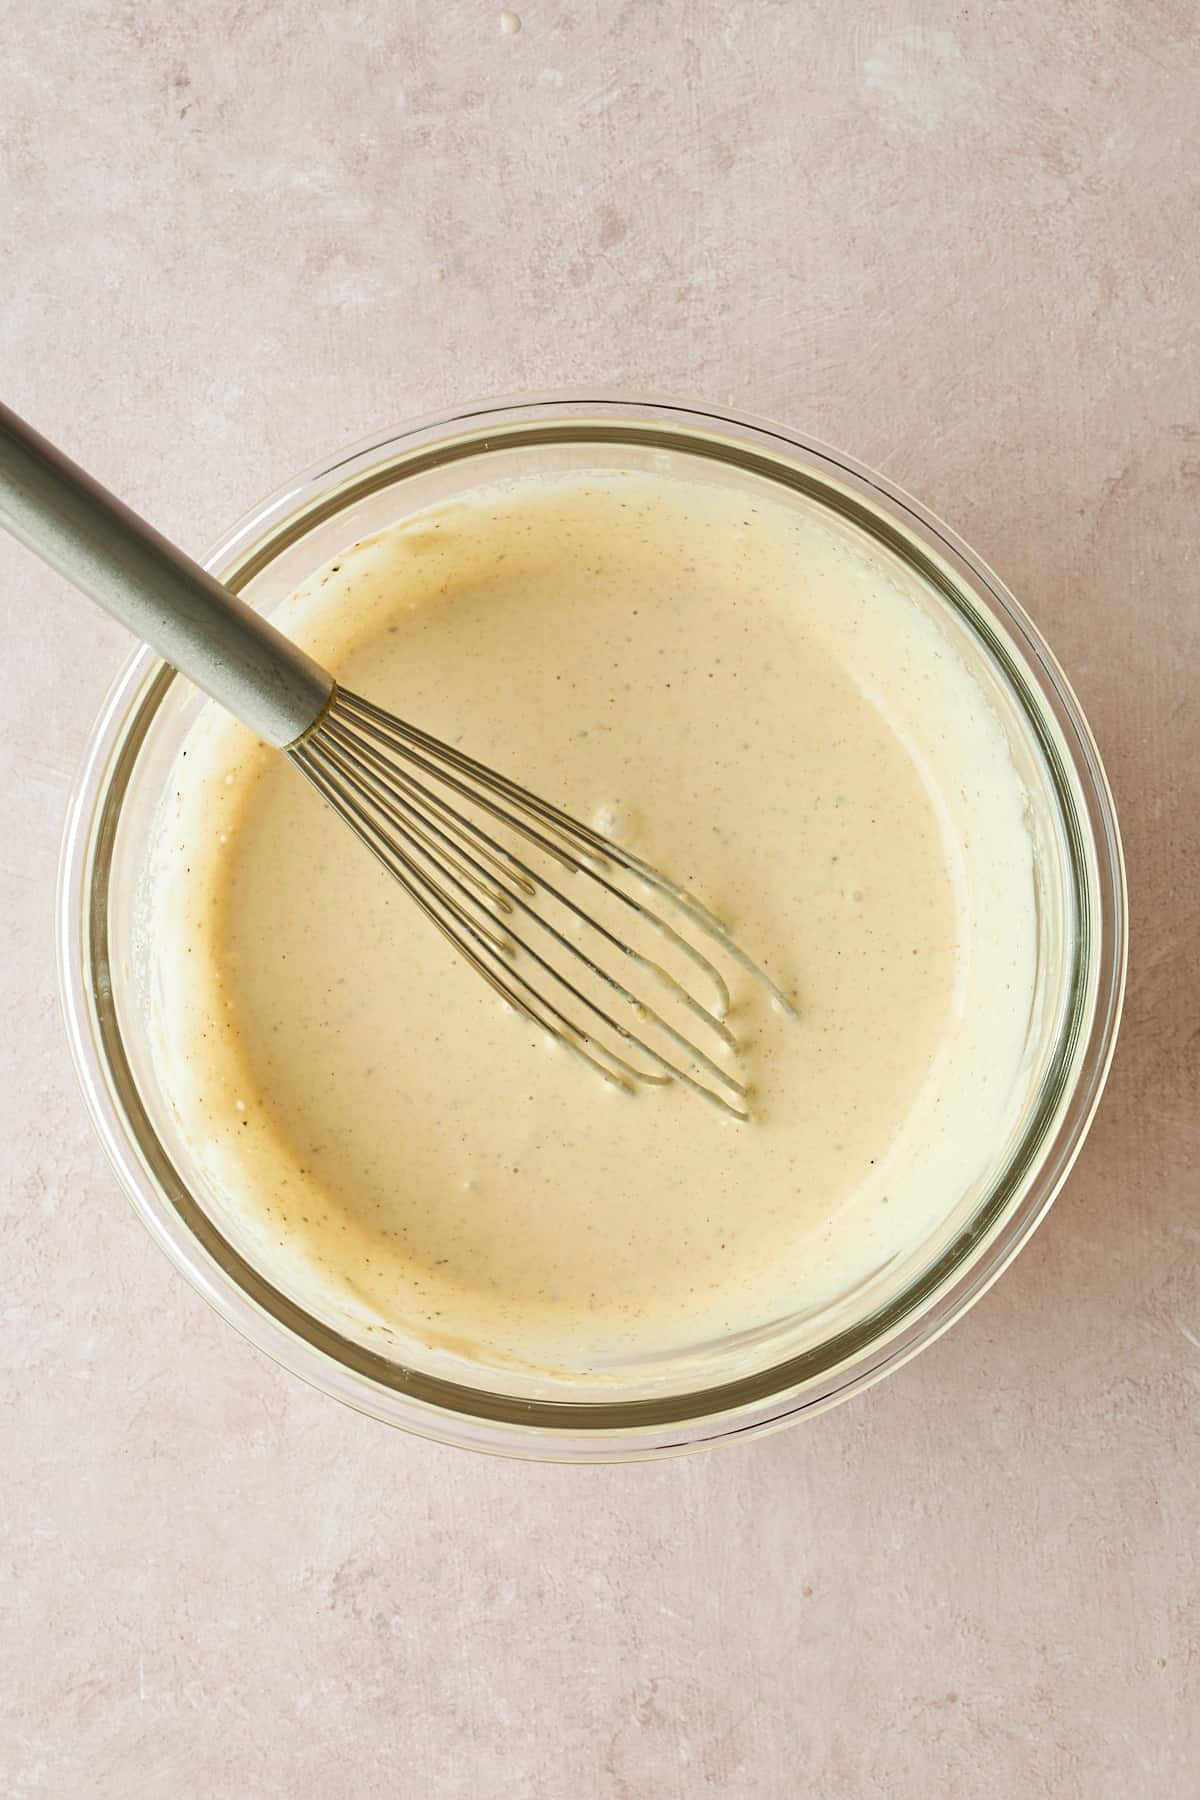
149;472;1037;1380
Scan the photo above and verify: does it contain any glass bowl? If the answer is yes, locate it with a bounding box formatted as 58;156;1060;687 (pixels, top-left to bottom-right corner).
56;395;1126;1460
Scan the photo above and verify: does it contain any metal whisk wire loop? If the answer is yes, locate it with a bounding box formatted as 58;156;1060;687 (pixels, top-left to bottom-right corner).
291;686;792;1118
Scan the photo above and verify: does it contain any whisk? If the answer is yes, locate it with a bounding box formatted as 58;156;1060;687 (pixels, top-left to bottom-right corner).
0;402;792;1118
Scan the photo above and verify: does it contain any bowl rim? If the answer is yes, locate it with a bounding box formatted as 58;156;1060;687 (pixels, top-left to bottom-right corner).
55;391;1128;1461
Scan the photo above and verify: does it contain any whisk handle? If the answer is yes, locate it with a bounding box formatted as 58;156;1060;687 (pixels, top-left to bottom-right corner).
0;401;334;748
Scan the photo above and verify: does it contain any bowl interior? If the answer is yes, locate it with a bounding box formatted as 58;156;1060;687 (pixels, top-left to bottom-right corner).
65;406;1124;1453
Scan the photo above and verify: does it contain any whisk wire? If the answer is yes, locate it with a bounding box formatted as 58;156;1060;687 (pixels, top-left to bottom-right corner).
290;685;790;1119
337;689;797;1017
332;692;742;1020
296;736;748;1113
292;750;660;1096
316;717;743;1071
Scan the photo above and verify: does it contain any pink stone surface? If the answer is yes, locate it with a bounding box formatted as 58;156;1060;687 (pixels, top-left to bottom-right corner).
1;3;1197;1794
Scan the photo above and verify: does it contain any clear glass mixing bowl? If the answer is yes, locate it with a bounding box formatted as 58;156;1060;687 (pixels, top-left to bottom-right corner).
56;396;1126;1460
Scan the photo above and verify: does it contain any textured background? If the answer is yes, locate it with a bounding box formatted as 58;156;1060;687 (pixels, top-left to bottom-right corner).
2;3;1197;1795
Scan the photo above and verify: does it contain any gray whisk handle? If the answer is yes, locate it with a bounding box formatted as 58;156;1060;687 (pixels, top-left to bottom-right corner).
0;400;333;748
